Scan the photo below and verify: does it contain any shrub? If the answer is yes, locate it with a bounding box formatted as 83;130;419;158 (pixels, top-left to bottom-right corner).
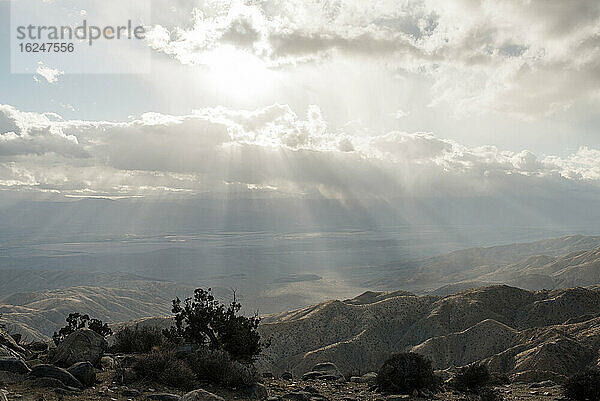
186;347;261;387
452;363;491;391
563;368;600;401
112;325;166;353
132;349;196;390
376;352;437;394
163;288;265;361
478;387;505;401
53;313;112;346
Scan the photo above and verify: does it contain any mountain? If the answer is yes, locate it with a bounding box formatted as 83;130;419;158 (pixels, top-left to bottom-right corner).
258;285;600;382
0;281;195;341
367;235;600;293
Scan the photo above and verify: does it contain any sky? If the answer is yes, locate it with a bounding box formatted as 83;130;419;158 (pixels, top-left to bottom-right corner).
0;0;599;201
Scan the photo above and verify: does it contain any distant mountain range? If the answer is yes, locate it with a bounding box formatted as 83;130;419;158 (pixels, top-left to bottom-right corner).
367;234;600;293
3;234;600;381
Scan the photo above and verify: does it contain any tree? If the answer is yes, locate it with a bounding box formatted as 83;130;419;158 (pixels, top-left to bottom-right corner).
53;313;112;345
376;352;437;394
163;288;265;362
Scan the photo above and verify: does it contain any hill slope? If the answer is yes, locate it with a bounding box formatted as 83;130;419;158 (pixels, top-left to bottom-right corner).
259;285;600;382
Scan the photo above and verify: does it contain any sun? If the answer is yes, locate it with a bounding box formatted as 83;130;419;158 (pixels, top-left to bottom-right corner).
202;46;277;99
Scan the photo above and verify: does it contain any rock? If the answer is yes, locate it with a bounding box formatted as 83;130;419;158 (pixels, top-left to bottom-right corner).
267;398;281;401
359;372;377;384
302;362;345;382
262;372;274;378
350;376;361;383
0;358;30;374
147;393;180;401
281;371;293;380
67;361;96;387
122;389;142;397
28;364;83;388
247;383;269;399
386;396;409;401
0;329;26;355
101;355;115;370
282;392;311;401
0;390;6;401
27;376;81;392
53;329;107;367
180;389;225;401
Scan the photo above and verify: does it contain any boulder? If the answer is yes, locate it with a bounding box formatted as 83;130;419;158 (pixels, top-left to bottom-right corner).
147;394;180;401
0;358;30;374
27;376;81;392
301;362;345;381
53;329;107;367
0;329;25;355
180;389;225;401
247;383;269;399
281;371;293;380
29;364;83;388
359;372;377;384
67;361;96;387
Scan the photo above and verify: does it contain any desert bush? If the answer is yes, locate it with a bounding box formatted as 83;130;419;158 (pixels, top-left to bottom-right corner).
477;387;505;401
187;347;260;387
452;363;491;391
132;349;196;390
563;368;600;401
53;313;112;345
163;288;265;361
376;352;437;394
111;325;166;353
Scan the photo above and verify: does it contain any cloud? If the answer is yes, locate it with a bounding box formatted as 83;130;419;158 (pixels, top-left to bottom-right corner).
1;103;600;198
34;62;64;84
146;0;600;119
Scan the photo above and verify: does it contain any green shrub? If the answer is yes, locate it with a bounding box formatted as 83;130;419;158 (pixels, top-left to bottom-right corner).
452;363;491;391
563;368;600;401
187;347;260;387
164;288;265;362
53;313;112;346
376;352;437;394
112;325;166;353
132;349;196;390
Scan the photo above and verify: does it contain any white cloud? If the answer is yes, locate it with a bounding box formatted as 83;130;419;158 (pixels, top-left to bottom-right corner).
146;0;600;119
34;62;64;84
1;103;600;198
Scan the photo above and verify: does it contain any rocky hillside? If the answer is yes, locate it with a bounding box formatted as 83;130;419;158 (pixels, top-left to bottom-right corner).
259;285;600;383
0;281;194;341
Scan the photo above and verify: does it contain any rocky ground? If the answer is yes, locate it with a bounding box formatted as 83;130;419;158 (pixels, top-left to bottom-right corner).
0;374;569;401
